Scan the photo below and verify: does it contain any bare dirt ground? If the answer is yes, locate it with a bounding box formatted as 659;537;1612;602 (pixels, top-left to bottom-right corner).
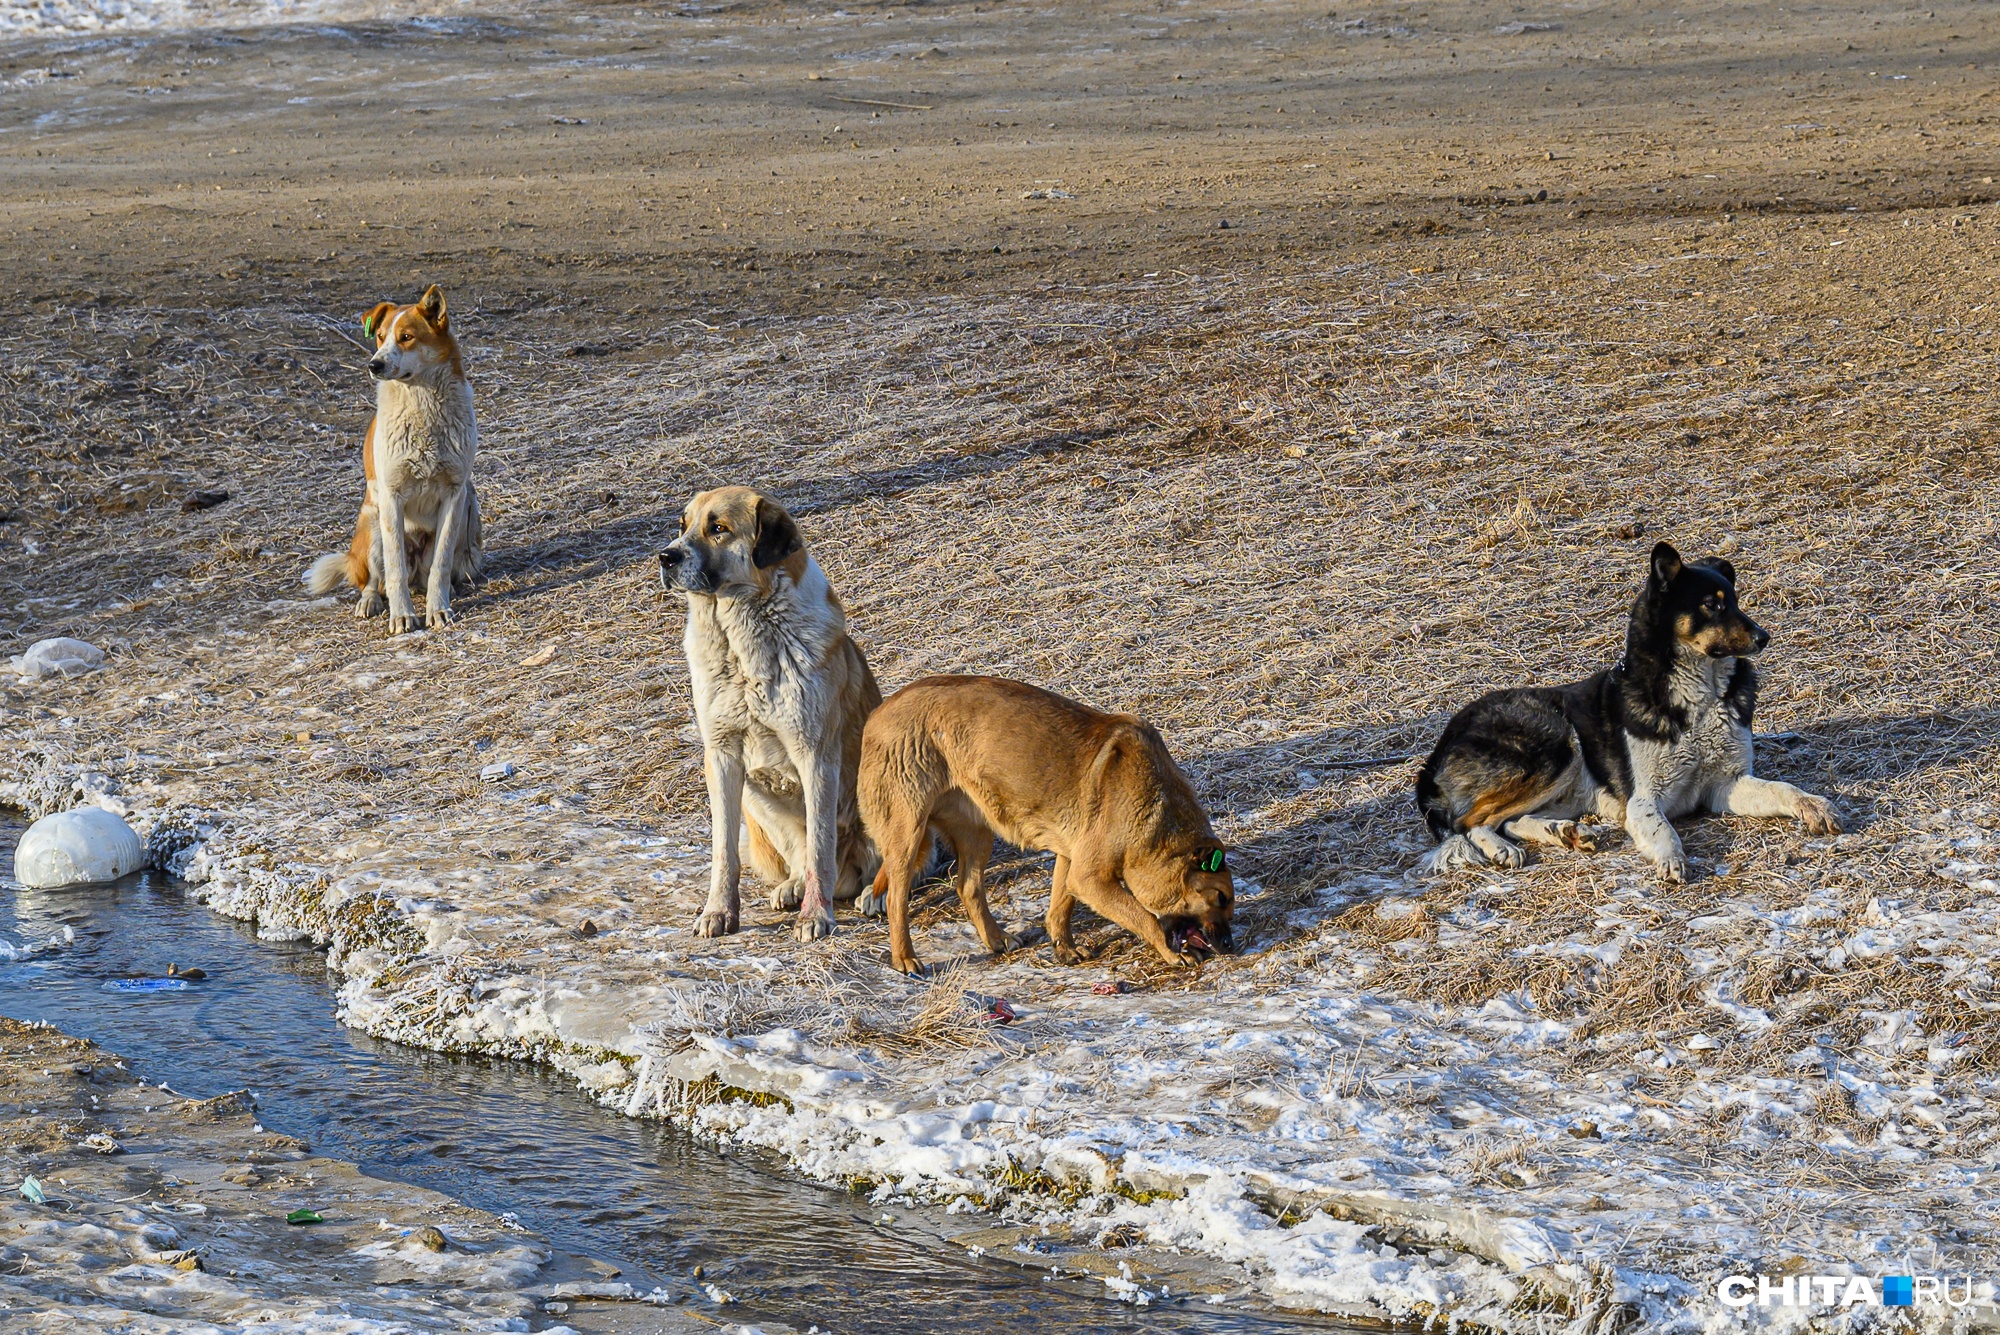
7;0;2000;1327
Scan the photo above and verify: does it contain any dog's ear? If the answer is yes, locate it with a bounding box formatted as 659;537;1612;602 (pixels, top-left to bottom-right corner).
752;496;803;569
418;285;447;330
363;302;396;343
1649;541;1683;587
1698;556;1737;587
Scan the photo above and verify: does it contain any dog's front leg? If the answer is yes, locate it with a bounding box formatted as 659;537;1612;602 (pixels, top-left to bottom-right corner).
1067;863;1194;967
1624;791;1686;882
1714;775;1842;835
424;483;468;630
695;744;746;937
376;486;418;635
792;750;841;943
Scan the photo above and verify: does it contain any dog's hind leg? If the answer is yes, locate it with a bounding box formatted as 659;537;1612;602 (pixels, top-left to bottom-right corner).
741;811;797;908
870;809;934;974
934;795;1005;958
1045;855;1081;963
452;485;484;595
354;503;388;619
1502;816;1599;852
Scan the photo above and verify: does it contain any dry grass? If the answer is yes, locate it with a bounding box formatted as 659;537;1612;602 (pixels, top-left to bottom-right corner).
8;201;2000;1292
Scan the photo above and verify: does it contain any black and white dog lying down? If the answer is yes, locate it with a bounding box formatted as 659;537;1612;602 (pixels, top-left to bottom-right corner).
1415;541;1841;881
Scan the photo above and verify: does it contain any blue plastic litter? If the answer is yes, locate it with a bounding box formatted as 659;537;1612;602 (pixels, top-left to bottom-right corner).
103;978;191;992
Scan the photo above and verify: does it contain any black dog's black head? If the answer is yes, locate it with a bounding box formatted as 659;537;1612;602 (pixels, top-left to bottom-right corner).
1645;541;1769;659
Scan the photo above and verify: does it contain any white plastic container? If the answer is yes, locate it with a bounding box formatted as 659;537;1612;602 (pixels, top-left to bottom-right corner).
12;807;146;887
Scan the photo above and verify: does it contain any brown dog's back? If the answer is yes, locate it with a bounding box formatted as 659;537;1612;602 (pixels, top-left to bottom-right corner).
862;676;1135;849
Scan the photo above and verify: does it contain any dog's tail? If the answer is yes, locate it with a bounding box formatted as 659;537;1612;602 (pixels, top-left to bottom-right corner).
1413;751;1456;843
304;553;350;596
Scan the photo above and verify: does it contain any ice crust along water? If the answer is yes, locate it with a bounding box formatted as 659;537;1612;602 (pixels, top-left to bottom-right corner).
0;0;482;37
105;781;1997;1334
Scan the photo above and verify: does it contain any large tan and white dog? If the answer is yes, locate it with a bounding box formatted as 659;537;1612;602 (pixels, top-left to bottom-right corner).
660;487;881;941
305;285;481;634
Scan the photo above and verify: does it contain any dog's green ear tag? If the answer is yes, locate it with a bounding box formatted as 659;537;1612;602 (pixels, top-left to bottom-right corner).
1198;848;1226;874
363;311;379;339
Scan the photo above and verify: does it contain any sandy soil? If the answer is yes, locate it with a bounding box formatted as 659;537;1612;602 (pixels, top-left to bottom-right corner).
7;0;2000;1330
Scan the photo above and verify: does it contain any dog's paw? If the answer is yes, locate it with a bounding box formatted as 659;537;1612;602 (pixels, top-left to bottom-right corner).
890;953;926;977
1796;795;1843;836
769;879;805;912
1546;820;1599;852
1486;839;1528;870
794;911;835;943
385;612;418;636
355;592;386;619
1656;852;1689;884
1560;823;1608;855
693;908;739;938
425;605;455;631
1052;941;1083;966
856;889;887;918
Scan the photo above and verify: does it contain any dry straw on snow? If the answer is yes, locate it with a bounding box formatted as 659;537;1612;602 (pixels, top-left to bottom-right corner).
7;210;2000;1288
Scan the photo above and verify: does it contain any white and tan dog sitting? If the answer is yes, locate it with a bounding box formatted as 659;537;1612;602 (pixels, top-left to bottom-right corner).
660;487;882;941
305;285;481;634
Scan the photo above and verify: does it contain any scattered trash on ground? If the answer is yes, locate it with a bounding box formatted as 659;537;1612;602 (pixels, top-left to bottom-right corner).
978;996;1018;1024
9;637;104;681
285;1208;324;1225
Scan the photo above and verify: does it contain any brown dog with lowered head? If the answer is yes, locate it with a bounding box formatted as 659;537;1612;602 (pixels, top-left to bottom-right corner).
857;674;1235;975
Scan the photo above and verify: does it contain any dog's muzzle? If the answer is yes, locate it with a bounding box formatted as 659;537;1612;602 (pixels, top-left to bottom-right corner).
1716;619;1769;657
1165;918;1234;959
659;545;710;593
368;358;390;379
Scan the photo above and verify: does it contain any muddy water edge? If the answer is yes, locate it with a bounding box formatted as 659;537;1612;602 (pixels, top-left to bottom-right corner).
0;819;1360;1334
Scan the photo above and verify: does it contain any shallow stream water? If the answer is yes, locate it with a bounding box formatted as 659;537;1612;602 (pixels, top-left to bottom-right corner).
0;830;1348;1335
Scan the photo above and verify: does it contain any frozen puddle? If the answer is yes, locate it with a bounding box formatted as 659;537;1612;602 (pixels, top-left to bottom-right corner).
0;851;1358;1335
